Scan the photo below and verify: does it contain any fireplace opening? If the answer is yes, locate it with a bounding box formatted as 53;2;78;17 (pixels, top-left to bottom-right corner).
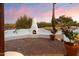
33;30;36;34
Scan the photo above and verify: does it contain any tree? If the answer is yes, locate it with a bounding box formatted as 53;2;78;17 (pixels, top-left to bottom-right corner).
4;24;16;30
4;24;10;30
16;15;32;29
59;15;78;27
77;23;79;27
37;22;51;28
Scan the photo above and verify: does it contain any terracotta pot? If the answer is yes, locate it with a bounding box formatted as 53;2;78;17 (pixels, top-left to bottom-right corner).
64;42;74;46
64;42;79;56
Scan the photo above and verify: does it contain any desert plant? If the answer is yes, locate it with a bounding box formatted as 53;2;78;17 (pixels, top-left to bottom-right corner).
62;29;78;43
16;15;32;29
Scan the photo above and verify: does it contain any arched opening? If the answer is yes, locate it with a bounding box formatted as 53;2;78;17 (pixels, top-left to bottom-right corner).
33;30;36;34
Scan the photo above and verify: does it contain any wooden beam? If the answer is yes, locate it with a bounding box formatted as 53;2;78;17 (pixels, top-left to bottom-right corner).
0;3;4;56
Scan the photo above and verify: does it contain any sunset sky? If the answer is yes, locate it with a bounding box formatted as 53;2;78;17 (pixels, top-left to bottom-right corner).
4;3;79;24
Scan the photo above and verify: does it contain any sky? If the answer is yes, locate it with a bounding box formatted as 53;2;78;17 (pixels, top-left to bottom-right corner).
4;3;79;24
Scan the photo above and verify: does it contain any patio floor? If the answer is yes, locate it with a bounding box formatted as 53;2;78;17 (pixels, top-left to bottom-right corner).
5;38;66;56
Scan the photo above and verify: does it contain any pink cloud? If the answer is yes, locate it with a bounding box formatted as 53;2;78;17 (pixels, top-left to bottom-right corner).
34;11;52;23
36;5;79;22
55;8;66;18
38;5;79;19
15;6;32;18
5;4;79;23
37;11;52;19
5;6;32;20
5;8;16;19
55;5;79;18
40;11;52;17
66;6;79;17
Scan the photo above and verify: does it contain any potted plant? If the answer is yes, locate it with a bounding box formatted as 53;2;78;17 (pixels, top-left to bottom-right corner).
62;28;79;56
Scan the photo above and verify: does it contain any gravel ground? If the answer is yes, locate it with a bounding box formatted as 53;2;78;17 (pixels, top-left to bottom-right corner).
5;38;66;56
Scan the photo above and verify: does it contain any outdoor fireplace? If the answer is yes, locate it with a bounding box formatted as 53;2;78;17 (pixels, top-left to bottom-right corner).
31;18;38;34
